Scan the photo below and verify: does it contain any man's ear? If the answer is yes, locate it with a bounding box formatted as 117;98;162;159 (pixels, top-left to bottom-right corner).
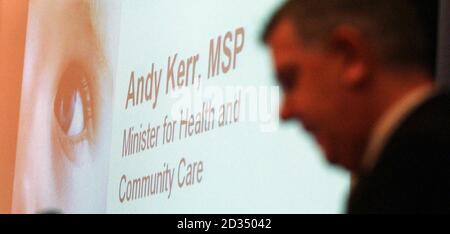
328;25;373;88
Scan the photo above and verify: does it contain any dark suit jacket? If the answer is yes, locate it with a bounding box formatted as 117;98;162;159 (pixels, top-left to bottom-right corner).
348;88;450;214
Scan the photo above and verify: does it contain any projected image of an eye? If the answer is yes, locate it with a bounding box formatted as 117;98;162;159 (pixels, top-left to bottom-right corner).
54;65;92;137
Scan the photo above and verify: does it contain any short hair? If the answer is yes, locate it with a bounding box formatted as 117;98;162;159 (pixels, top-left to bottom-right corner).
262;0;438;76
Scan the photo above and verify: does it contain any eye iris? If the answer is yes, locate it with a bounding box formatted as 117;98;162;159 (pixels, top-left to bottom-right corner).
54;65;87;136
55;85;77;133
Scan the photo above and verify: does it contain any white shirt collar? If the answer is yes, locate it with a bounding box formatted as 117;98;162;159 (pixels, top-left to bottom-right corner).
359;85;434;174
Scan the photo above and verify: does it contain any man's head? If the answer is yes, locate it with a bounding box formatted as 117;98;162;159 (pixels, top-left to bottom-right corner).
263;0;437;172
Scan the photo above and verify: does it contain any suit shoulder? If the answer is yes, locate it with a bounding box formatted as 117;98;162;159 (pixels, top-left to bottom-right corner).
389;89;450;147
349;89;450;213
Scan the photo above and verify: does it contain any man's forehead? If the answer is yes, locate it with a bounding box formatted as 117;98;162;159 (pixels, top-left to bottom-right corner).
267;17;304;51
267;17;306;72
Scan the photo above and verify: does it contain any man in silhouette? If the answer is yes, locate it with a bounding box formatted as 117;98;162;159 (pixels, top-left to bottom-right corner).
263;0;450;213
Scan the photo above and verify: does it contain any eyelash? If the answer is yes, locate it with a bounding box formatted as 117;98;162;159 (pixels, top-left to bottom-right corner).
80;75;94;136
